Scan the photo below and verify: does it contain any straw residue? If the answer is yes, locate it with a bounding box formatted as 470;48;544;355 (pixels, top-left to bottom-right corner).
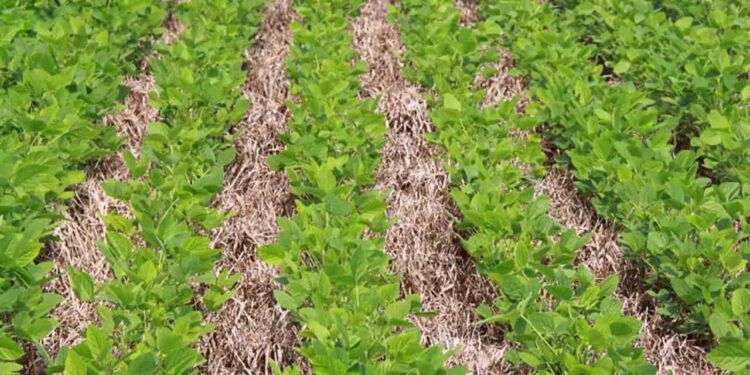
455;0;478;26
200;0;305;373
477;51;529;111
534;168;621;280
620;267;725;375
532;84;723;375
32;75;159;374
29;12;180;374
351;1;511;373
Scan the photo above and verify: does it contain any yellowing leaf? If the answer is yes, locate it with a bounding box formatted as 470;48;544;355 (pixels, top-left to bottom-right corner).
69;267;95;302
138;261;158;283
613;60;631;74
708;339;750;372
732;289;750;316
443;93;461;113
675;17;693;30
273;290;299;311
700;129;723;146
0;335;23;362
64;350;88;375
258;245;285;266
707;111;730;129
741;85;750;101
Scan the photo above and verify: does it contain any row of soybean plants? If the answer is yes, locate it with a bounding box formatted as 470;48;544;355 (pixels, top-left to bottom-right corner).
565;0;749;184
257;1;459;374
55;0;267;373
479;0;750;372
395;1;655;374
0;1;168;372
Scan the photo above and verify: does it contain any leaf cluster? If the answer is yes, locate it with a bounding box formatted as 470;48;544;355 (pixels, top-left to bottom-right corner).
567;0;750;185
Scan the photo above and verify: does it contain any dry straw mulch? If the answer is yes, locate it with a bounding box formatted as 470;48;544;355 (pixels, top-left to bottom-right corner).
31;13;176;373
352;1;514;373
538;169;722;375
201;0;307;373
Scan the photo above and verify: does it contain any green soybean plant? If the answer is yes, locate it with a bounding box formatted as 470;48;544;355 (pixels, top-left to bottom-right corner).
56;0;266;373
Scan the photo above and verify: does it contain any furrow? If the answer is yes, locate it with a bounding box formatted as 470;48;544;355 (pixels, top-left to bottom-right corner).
539;170;719;374
351;1;508;373
536;165;719;374
397;0;658;372
57;1;271;371
202;0;305;373
536;168;719;373
257;1;458;372
469;6;717;373
486;24;719;375
35;76;158;372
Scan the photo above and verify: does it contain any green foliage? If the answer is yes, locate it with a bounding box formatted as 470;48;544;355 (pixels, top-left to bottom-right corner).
0;1;168;370
478;0;750;371
396;0;653;373
259;1;458;373
565;0;750;184
56;0;266;373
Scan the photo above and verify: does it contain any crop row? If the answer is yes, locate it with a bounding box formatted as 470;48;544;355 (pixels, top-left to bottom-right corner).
395;0;654;373
504;0;749;186
55;0;267;373
0;1;168;372
257;1;458;374
479;0;750;371
564;0;749;184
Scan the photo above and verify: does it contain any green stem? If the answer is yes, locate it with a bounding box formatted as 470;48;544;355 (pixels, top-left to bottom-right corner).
33;339;52;367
